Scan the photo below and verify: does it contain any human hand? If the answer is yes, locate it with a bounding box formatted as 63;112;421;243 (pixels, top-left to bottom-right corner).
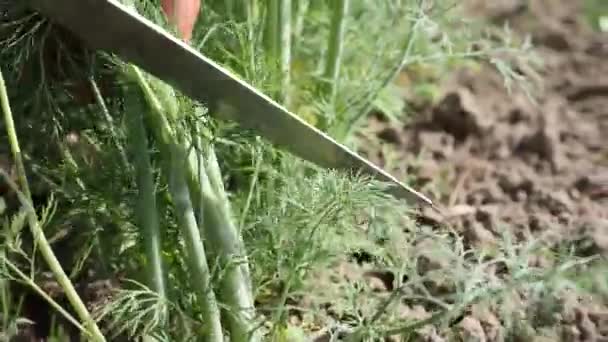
160;0;201;43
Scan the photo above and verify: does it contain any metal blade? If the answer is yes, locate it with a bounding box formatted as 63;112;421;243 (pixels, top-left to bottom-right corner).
28;0;433;207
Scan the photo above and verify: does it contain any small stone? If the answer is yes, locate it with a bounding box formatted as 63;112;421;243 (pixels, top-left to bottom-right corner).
458;316;487;342
446;204;476;218
464;221;497;250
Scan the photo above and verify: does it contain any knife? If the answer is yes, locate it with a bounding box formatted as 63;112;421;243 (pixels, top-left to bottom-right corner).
27;0;433;207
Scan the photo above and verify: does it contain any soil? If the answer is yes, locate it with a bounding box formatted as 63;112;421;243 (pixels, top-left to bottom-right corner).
348;0;608;340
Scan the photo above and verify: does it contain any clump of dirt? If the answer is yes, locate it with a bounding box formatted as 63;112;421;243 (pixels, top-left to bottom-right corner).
352;0;608;340
362;0;608;251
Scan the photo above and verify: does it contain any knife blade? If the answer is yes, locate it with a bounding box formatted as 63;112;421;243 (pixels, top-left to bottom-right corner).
27;0;433;207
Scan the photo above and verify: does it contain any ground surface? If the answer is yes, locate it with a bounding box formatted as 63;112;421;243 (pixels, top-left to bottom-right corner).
3;1;608;341
341;1;608;340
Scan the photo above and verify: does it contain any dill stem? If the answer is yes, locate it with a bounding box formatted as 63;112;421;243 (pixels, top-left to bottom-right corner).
324;0;349;104
125;92;167;305
199;147;259;342
127;64;224;342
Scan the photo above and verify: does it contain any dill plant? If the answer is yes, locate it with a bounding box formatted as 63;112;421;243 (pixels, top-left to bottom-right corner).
0;0;556;341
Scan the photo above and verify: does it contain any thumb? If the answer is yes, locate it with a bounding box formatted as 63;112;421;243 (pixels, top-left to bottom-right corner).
161;0;201;43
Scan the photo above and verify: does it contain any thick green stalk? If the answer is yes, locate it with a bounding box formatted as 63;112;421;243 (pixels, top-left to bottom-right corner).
323;0;349;104
206;147;254;290
0;68;106;341
126;65;224;341
264;0;279;60
293;0;309;38
199;147;259;342
224;0;234;18
125;93;167;303
127;66;204;224
308;0;324;12
278;0;292;106
245;1;258;73
185;132;259;341
166;143;224;341
187;126;205;226
127;63;259;341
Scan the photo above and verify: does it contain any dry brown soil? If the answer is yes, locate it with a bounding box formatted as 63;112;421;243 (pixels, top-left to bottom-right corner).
348;1;608;340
